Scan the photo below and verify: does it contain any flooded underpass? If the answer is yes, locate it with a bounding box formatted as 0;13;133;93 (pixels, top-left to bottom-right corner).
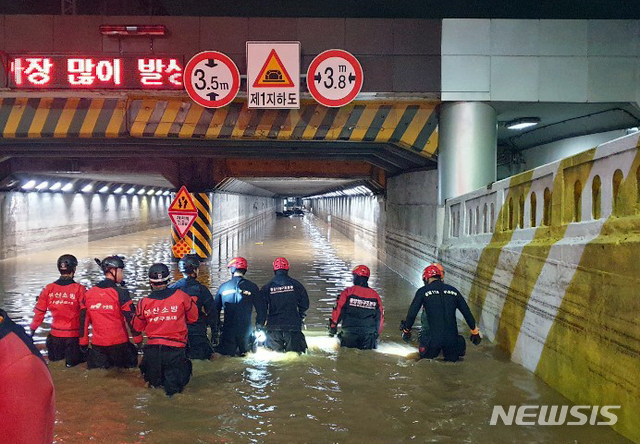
0;215;629;443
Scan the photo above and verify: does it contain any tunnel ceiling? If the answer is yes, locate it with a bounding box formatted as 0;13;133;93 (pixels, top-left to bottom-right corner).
236;178;361;197
495;102;640;151
47;172;174;188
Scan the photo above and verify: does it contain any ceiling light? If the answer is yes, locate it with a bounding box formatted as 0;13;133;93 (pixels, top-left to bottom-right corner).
35;181;49;190
50;182;62;191
61;183;74;192
506;118;540;130
114;187;123;194
147;189;155;195
21;180;36;190
137;188;146;195
81;184;93;193
163;190;170;196
127;187;136;194
99;186;109;193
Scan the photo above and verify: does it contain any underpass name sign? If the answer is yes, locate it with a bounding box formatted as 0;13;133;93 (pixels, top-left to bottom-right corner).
168;186;198;238
184;51;240;108
247;41;300;109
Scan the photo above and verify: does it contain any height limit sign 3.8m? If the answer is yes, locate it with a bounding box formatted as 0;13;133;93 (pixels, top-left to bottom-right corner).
307;50;363;108
184;51;240;108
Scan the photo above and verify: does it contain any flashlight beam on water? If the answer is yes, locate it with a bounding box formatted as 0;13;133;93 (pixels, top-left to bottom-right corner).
374;342;419;358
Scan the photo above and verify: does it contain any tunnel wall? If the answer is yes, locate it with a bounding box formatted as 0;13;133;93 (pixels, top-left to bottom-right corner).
307;169;439;284
210;192;276;240
0;191;277;261
441;133;640;442
0;192;171;259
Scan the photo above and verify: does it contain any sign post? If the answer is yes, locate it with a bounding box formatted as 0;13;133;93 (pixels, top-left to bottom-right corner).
306;49;363;107
247;42;300;109
184;51;240;108
168;186;198;239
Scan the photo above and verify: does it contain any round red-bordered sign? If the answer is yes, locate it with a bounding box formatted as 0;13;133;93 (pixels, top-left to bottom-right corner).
184;51;240;108
307;49;363;108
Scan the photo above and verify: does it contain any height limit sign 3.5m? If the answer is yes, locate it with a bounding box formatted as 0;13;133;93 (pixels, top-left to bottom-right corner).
307;50;363;108
184;51;240;108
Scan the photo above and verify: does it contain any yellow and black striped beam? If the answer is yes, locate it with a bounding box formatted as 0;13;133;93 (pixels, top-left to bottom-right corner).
171;192;213;260
0;97;127;138
0;96;439;158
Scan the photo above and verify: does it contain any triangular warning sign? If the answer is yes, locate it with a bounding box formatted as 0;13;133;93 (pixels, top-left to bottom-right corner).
168;186;197;212
169;212;197;238
252;49;295;88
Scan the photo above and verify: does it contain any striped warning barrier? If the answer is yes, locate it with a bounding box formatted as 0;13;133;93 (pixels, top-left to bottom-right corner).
0;96;439;158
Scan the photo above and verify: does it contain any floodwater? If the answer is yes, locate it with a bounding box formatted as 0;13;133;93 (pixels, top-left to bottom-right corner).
0;216;629;443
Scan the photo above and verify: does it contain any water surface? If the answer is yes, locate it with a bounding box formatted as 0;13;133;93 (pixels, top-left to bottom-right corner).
0;216;628;443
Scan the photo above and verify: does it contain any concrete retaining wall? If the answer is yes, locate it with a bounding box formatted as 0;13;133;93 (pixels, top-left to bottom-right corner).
307;134;640;442
441;133;640;442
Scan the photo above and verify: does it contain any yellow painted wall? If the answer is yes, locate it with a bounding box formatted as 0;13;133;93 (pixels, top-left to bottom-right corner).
442;136;640;442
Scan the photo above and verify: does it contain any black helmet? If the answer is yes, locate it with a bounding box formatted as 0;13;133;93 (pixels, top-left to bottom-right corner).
148;263;170;284
100;255;125;273
57;254;78;273
179;254;200;274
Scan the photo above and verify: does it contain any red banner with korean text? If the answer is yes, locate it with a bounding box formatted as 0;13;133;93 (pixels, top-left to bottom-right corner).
8;55;184;90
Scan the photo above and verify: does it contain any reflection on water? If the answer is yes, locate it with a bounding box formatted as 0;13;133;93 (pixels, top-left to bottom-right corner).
0;216;629;443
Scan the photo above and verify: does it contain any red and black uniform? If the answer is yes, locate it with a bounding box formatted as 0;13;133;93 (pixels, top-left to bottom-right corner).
30;277;87;366
404;280;477;362
330;277;384;350
80;279;142;369
0;309;55;444
133;287;198;396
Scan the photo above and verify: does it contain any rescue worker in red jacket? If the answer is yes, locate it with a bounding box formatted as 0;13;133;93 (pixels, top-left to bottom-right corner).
133;263;199;396
0;308;55;444
80;256;142;369
30;254;87;367
400;264;481;362
328;265;384;350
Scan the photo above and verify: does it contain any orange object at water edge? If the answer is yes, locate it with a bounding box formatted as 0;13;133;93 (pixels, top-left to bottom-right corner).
172;238;191;258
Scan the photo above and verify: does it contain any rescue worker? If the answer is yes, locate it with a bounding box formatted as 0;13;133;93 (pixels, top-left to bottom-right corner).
80;256;142;369
214;257;266;356
400;264;481;362
133;263;198;396
260;257;309;353
30;254;87;367
328;265;384;350
0;309;55;444
419;262;445;345
170;254;216;360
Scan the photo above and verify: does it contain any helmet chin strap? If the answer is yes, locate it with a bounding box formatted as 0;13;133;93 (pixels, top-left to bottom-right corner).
106;268;119;282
